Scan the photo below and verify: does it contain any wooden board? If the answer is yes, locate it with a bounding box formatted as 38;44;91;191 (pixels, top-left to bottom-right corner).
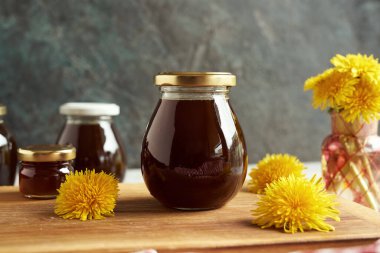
0;184;379;253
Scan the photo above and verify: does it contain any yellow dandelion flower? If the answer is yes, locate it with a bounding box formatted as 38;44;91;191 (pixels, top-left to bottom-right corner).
331;54;380;85
304;68;357;110
340;79;380;123
252;175;340;234
248;154;305;194
55;170;119;221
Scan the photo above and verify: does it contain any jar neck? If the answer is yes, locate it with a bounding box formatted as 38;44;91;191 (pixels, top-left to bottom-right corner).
65;115;113;125
331;112;378;137
160;86;230;100
20;160;73;166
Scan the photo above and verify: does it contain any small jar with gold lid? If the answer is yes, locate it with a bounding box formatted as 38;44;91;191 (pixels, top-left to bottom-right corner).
141;72;248;210
18;144;76;199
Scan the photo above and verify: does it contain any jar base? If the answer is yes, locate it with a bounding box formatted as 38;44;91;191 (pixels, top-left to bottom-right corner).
24;194;56;200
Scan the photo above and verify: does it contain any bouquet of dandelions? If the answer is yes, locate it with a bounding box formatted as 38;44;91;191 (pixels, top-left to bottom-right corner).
304;53;380;211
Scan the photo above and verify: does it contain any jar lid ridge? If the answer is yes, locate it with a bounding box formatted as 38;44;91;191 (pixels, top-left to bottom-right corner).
155;72;236;87
18;144;76;162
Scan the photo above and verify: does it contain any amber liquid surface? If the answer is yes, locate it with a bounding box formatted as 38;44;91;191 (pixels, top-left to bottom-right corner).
0;122;17;186
19;161;72;198
57;122;127;181
141;98;248;210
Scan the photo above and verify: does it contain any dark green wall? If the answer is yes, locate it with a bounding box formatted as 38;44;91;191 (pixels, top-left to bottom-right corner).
1;0;379;167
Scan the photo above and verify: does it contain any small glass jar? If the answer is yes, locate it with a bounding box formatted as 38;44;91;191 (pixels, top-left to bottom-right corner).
0;104;17;186
18;144;76;199
57;103;127;181
141;72;248;210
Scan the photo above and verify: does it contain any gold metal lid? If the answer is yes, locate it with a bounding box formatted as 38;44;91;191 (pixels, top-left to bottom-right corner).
18;144;76;162
0;104;6;116
155;72;236;86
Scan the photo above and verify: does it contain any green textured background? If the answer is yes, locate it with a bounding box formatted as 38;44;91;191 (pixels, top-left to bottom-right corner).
1;0;379;167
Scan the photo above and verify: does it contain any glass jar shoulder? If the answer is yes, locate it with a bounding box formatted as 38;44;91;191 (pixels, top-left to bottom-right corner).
57;120;123;151
0;122;16;144
322;133;380;152
143;97;245;165
0;122;17;160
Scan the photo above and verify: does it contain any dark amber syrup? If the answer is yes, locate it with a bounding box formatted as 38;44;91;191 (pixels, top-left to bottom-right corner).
141;99;247;210
57;123;126;181
19;161;72;198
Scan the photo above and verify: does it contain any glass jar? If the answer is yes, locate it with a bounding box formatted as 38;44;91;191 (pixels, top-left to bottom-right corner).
57;103;127;181
0;104;17;186
322;112;380;211
18;144;75;199
141;72;248;210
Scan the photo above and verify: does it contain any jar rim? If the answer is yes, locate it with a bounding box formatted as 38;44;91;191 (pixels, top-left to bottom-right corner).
18;144;76;162
155;72;236;87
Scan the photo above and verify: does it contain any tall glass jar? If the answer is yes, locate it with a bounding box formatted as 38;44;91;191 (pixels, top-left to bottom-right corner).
57;103;127;181
0;104;17;186
141;72;248;210
322;112;380;211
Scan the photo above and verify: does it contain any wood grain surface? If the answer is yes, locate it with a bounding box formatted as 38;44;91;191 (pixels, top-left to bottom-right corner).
0;184;379;253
